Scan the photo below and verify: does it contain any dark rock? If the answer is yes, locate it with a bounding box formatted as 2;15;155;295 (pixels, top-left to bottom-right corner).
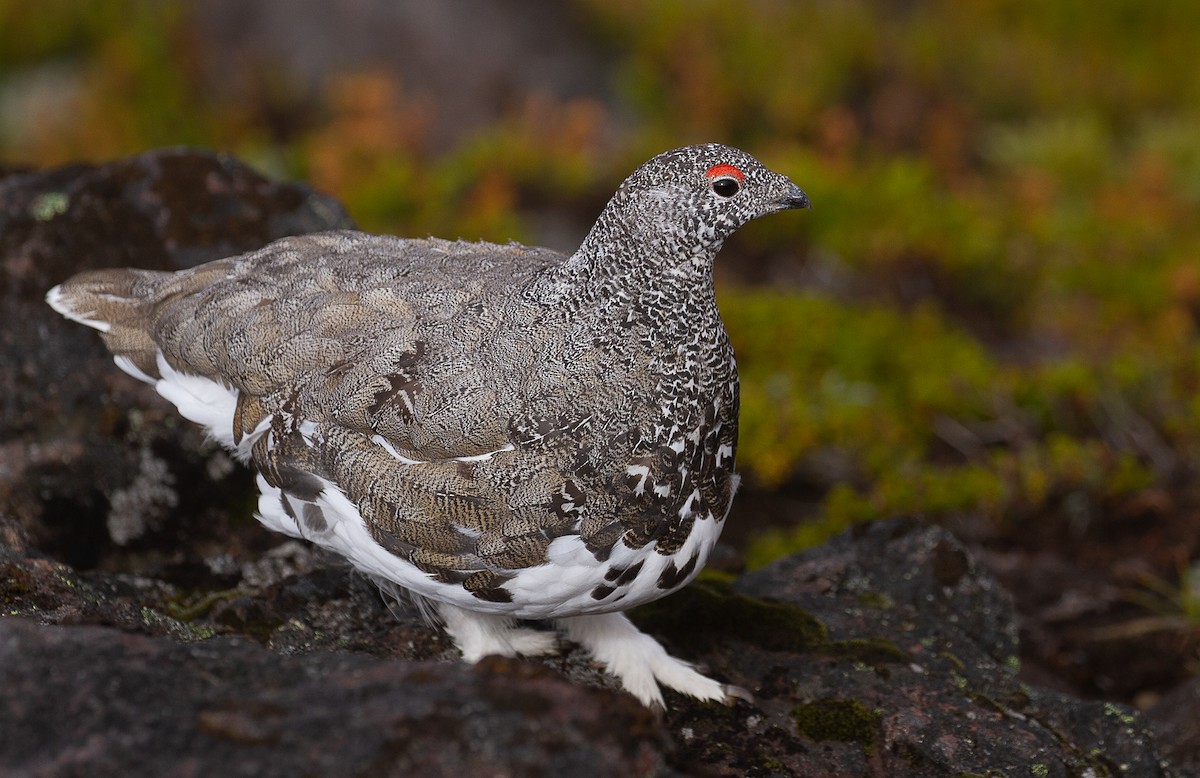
2;152;1193;776
710;517;1179;776
0;147;352;294
735;516;1019;665
0;148;353;571
0;618;666;778
1148;676;1200;771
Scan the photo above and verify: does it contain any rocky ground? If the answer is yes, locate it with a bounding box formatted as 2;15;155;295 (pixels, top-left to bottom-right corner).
1;150;1196;776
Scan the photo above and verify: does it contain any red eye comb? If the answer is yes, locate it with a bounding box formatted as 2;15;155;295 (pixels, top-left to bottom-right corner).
705;164;744;182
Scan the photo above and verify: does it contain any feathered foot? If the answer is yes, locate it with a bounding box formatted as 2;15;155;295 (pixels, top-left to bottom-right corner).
557;612;747;709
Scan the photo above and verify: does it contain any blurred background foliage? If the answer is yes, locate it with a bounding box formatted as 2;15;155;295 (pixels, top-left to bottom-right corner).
3;0;1199;568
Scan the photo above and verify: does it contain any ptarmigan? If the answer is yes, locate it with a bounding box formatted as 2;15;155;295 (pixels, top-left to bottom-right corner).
46;143;809;708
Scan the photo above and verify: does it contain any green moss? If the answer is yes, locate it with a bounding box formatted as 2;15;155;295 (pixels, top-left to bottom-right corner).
938;651;966;672
853;591;895;610
184;622;218;640
966;691;1009;717
164;588;245;622
1102;702;1137;726
790;698;882;749
632;579;827;653
823;637;908;667
758;756;787;773
729;285;1179;568
30;191;69;221
138;606;216;641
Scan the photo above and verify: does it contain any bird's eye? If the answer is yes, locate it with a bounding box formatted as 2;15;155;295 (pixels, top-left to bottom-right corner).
710;177;740;198
705;163;745;198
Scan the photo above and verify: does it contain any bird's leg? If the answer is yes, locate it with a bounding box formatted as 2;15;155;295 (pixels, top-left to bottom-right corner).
435;601;559;661
556;611;737;709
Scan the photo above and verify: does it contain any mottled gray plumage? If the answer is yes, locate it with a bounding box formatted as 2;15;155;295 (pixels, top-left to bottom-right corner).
48;144;808;706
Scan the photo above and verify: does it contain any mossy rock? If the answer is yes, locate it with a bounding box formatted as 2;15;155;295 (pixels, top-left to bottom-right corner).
791;697;882;748
630;579;826;654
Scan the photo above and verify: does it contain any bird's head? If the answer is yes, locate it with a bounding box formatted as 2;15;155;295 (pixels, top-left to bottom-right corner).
608;143;809;258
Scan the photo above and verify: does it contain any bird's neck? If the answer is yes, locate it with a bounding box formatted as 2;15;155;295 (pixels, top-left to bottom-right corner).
546;197;723;314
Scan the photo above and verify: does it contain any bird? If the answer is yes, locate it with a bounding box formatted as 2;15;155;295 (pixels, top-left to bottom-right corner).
46;143;809;708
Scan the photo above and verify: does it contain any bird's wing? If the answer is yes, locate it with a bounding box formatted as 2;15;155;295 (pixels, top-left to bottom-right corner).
132;231;587;589
137;230;563;458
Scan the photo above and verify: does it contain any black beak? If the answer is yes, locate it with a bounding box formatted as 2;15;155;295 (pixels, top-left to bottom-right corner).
778;182;811;211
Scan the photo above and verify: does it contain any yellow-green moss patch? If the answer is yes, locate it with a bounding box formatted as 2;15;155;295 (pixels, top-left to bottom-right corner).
791;697;882;749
